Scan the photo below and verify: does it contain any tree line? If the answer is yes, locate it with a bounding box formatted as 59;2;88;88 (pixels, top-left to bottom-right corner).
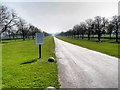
58;15;120;42
0;4;50;40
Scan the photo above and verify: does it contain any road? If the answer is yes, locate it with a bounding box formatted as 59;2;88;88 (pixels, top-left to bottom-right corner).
54;37;118;88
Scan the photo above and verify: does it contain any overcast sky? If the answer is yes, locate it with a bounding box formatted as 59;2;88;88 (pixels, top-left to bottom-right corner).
1;1;118;33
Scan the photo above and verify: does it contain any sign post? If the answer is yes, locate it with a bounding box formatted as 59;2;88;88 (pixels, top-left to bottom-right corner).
39;45;41;58
36;33;44;59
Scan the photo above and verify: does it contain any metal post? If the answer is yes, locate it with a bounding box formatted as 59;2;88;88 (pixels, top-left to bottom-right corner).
39;44;41;58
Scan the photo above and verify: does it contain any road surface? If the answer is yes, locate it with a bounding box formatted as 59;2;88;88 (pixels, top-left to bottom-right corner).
54;37;118;88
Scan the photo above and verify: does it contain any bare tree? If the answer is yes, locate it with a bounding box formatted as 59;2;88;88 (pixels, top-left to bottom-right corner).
107;21;114;40
0;5;18;33
43;31;50;37
0;5;9;32
112;15;120;42
86;19;93;40
80;22;86;39
29;24;40;39
101;17;108;36
94;16;102;42
73;24;80;38
16;18;27;40
10;28;17;40
0;4;47;40
72;26;77;38
58;15;120;43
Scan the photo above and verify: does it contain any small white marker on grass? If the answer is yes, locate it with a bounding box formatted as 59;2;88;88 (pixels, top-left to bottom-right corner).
44;86;56;90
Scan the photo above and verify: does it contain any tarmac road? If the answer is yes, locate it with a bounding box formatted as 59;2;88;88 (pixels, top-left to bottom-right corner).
54;37;118;88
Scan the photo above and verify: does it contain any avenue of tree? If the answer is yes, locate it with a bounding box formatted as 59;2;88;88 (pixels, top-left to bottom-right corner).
0;4;50;40
58;15;120;42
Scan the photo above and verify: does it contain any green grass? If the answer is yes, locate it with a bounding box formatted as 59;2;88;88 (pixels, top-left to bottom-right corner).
57;36;119;58
2;37;60;89
0;42;2;89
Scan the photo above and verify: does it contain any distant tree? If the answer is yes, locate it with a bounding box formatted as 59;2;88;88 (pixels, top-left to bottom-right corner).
29;24;35;39
112;15;120;42
65;30;69;37
91;21;96;38
16;18;27;40
67;29;72;37
107;21;114;40
80;22;86;39
94;16;102;42
86;19;93;40
57;32;64;36
101;17;108;36
73;24;80;38
43;31;50;37
69;29;73;38
72;26;77;38
10;29;17;39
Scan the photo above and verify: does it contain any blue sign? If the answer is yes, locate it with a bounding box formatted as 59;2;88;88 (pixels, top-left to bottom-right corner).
36;33;44;44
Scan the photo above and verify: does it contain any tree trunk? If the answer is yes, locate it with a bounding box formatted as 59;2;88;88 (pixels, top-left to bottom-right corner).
22;31;25;40
92;34;94;38
116;30;118;42
9;34;11;39
88;30;90;40
12;35;14;39
82;34;84;39
109;33;111;40
32;34;34;39
80;35;81;38
74;35;75;38
98;29;101;42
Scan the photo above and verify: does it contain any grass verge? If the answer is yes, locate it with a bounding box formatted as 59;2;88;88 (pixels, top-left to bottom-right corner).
2;37;60;88
56;36;119;58
0;41;2;89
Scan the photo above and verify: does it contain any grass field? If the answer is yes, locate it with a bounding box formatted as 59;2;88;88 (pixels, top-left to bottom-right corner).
57;36;119;58
0;42;2;89
2;37;60;89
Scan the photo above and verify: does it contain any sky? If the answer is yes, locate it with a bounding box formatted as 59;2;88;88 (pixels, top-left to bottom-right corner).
1;0;119;34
